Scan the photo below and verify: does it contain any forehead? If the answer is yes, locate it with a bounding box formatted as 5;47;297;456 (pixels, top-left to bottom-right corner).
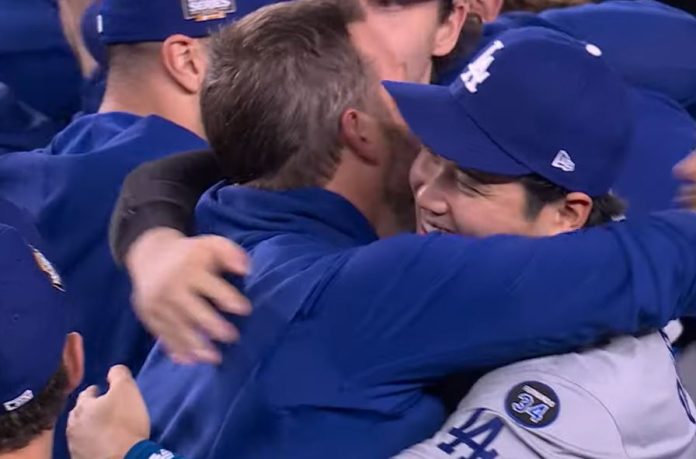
417;150;522;188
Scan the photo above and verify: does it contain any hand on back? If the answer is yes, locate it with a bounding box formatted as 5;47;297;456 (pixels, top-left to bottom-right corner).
127;228;252;364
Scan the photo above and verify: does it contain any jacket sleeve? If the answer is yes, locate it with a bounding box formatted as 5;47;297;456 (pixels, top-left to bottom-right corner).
108;150;222;264
320;211;696;386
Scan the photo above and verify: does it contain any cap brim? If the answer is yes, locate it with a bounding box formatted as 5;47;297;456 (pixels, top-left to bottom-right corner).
383;80;529;176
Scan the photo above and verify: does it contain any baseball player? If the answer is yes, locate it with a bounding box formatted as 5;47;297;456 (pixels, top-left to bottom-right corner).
387;28;696;458
133;2;696;457
0;219;83;459
0;2;284;457
360;0;471;83
48;8;696;457
67;25;696;458
453;0;696;216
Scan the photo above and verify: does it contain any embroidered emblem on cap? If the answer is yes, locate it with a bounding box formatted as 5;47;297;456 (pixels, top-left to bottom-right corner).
31;247;64;292
552;150;576;172
460;40;505;94
3;390;34;412
181;0;236;21
505;381;560;428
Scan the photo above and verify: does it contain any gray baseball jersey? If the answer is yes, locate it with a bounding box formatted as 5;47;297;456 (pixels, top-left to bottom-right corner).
397;332;696;458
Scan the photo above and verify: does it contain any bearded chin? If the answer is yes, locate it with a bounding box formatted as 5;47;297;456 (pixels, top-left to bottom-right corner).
388;189;416;233
379;122;420;234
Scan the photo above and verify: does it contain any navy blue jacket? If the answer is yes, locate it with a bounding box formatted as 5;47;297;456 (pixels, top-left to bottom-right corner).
138;185;696;459
0;112;207;459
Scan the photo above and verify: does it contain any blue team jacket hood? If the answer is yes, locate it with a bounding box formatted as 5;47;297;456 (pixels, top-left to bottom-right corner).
196;184;378;250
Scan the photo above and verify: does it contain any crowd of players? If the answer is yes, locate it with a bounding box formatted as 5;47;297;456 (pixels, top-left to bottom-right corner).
1;0;696;458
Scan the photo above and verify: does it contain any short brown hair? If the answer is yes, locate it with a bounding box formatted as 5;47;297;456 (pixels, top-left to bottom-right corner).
202;0;376;189
0;365;69;453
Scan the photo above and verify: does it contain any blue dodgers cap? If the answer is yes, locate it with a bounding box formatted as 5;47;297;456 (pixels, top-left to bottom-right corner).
384;27;633;196
82;1;107;67
97;0;287;45
0;225;67;414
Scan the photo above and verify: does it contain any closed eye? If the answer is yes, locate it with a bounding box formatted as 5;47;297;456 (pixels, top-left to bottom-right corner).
456;180;486;196
368;0;410;11
454;170;487;196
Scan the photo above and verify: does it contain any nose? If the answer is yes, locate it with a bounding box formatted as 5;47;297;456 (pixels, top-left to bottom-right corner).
410;150;450;217
415;178;449;217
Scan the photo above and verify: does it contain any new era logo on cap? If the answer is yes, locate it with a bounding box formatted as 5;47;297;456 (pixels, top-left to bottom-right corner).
181;0;236;21
552;150;576;172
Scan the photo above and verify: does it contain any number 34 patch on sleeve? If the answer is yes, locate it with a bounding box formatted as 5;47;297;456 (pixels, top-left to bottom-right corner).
505;381;560;428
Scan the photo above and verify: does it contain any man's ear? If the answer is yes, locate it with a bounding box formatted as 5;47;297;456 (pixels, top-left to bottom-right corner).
433;0;470;57
339;109;382;165
557;192;593;231
62;332;85;394
161;34;208;94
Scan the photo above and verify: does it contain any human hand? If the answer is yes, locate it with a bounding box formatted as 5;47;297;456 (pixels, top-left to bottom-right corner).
67;366;150;459
127;228;252;364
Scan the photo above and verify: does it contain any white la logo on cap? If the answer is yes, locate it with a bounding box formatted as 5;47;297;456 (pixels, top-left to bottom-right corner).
552;150;576;172
460;40;505;94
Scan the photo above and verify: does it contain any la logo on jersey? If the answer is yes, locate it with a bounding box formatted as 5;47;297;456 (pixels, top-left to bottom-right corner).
460;40;505;93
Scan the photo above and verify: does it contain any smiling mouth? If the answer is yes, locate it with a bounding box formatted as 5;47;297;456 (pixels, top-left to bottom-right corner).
419;220;454;235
